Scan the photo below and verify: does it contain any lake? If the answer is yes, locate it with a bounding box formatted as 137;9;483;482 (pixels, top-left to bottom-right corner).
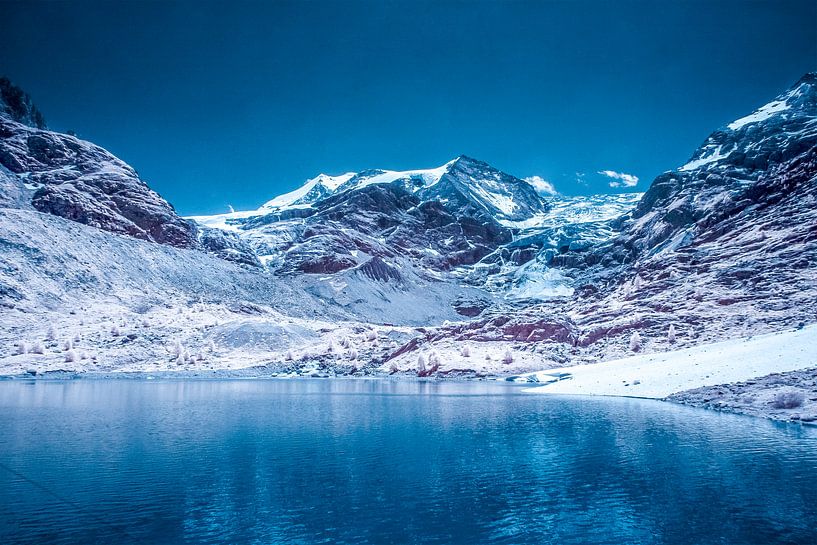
1;379;815;544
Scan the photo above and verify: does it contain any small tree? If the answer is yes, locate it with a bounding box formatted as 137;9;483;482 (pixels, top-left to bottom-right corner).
427;352;441;374
668;325;676;343
64;350;77;363
208;340;216;353
460;345;471;358
340;336;350;348
15;341;28;355
502;349;514;365
285;349;294;361
348;347;358;360
417;354;427;374
31;341;45;354
111;326;121;337
632;274;643;291
46;325;56;341
366;330;377;341
485;353;492;361
630;331;642;352
73;333;81;343
63;339;73;351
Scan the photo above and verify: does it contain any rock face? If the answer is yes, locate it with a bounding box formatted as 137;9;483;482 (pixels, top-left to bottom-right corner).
0;78;259;266
0;78;46;129
560;72;817;353
620;72;817;261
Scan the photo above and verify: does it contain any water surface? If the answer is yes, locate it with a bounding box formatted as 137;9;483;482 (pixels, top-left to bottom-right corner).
1;379;815;544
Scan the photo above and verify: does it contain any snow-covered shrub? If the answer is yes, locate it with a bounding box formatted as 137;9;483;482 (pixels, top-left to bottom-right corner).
460;345;471;358
340;336;350;349
80;351;88;360
64;350;77;363
46;326;56;341
772;391;804;409
285;349;294;361
177;349;190;365
142;319;150;328
111;326;121;337
427;352;441;374
348;347;358;360
366;330;377;341
327;341;337;354
171;339;183;358
63;339;73;351
629;331;642;352
31;341;45;354
485;353;492;361
73;333;81;343
502;349;514;365
417;354;427;374
632;274;643;291
15;341;28;355
668;325;676;344
208;340;216;353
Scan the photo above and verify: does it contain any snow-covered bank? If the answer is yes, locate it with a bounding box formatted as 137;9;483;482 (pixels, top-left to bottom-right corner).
525;325;817;399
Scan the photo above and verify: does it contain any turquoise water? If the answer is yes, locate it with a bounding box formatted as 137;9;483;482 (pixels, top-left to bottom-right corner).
0;379;815;544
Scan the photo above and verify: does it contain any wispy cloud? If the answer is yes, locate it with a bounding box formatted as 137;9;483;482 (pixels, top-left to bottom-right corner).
524;175;558;196
598;170;639;188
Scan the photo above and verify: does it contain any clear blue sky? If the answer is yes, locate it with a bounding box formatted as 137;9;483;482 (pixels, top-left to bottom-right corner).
1;0;814;214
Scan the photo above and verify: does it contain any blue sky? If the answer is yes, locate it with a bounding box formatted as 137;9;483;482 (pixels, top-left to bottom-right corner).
1;0;814;214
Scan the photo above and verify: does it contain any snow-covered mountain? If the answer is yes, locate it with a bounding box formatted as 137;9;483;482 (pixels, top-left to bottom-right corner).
2;72;816;401
0;79;259;266
455;71;817;367
190;156;637;302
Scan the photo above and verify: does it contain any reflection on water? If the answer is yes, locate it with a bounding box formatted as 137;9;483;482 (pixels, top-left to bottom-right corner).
1;379;816;544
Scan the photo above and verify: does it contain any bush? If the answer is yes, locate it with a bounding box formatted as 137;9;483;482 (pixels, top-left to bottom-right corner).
772;391;805;409
460;345;471;358
502;349;514;364
668;325;676;343
417;354;426;373
629;331;642;352
31;341;45;354
15;341;27;355
64;350;77;363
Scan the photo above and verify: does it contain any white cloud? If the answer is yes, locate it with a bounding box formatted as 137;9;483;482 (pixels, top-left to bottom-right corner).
598;170;639;188
524;175;558;196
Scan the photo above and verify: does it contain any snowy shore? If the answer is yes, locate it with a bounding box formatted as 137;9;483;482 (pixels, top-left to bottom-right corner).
525;325;817;422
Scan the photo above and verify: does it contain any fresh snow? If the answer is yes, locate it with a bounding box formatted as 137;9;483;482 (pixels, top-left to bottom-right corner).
727;99;791;131
679;144;728;172
525;325;817;398
261;172;356;208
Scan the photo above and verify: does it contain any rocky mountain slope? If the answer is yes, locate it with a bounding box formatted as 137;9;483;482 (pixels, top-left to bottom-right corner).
0;80;258;265
425;72;817;371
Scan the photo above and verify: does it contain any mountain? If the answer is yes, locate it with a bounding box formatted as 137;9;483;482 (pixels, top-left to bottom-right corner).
1;73;815;391
191;156;638;292
0;79;259;266
477;72;817;365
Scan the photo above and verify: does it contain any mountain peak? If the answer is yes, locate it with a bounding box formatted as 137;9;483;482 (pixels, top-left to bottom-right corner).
0;77;46;129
